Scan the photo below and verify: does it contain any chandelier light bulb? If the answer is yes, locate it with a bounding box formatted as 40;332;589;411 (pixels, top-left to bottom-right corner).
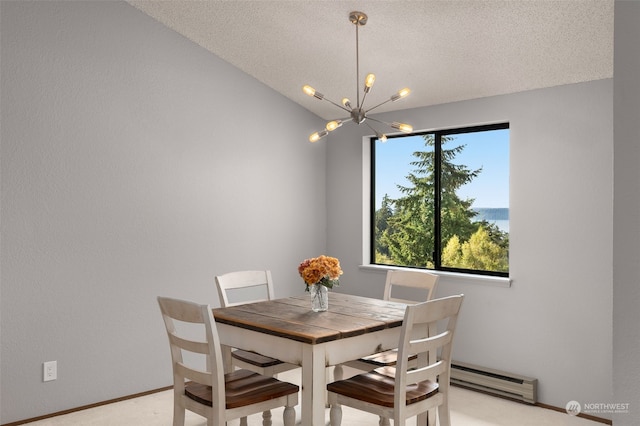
303;85;324;100
309;130;329;143
392;122;413;133
391;88;411;102
379;134;388;142
326;120;343;131
342;98;352;109
364;73;376;93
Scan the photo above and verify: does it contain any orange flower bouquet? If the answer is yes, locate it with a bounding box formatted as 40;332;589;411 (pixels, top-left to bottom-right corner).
298;255;343;291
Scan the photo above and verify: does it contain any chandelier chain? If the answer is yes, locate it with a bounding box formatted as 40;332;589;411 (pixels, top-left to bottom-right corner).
356;22;360;109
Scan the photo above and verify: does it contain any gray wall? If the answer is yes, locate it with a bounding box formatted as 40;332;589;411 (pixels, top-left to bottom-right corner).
0;2;325;423
326;79;614;414
2;0;637;424
613;0;640;424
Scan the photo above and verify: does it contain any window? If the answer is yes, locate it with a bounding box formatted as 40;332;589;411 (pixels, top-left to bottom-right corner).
371;123;509;277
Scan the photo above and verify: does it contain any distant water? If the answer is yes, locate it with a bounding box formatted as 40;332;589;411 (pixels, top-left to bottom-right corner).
473;208;509;233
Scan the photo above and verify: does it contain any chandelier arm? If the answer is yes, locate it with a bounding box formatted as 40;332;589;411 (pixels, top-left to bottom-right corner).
366;116;413;133
327;117;354;128
365;116;391;128
323;96;352;113
364;121;381;134
365;122;388;142
360;90;370;111
367;116;413;133
365;97;393;114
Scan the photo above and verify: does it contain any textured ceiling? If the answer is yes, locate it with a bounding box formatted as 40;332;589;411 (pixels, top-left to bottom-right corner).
127;1;613;120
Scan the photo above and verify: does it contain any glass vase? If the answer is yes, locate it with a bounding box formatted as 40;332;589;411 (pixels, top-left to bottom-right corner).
310;284;329;312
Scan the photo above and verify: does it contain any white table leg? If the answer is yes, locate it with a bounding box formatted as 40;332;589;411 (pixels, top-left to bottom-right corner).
301;343;327;426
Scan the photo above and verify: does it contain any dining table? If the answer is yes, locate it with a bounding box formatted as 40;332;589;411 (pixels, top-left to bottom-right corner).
212;291;408;425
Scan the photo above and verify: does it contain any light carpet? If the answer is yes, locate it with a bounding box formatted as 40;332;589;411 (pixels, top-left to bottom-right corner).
21;369;603;426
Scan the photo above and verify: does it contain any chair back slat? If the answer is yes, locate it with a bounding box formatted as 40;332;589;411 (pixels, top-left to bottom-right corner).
406;359;448;385
176;362;213;386
159;297;210;323
168;333;210;354
383;269;439;304
412;295;462;324
409;330;452;356
216;270;275;307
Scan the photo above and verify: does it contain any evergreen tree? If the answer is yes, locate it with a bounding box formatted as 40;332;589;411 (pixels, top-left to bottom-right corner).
375;133;508;272
380;134;481;266
374;195;393;261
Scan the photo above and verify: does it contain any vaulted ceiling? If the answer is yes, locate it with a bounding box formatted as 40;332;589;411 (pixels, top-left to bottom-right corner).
128;1;613;120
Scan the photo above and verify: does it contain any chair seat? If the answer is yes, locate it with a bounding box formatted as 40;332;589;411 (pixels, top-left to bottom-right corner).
185;369;299;409
358;349;417;368
232;349;285;368
327;369;439;408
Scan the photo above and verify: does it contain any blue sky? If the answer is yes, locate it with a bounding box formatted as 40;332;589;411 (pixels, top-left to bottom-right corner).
374;128;509;209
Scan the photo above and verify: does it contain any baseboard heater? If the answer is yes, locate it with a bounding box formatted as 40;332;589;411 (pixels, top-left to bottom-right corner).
450;360;538;404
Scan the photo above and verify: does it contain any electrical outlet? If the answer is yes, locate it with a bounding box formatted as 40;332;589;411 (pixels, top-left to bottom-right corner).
43;361;57;382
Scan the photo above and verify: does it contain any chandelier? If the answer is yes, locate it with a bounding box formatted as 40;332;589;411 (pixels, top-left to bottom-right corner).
303;11;413;143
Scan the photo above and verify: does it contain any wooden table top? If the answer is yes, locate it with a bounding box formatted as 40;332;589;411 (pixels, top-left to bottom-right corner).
213;292;407;345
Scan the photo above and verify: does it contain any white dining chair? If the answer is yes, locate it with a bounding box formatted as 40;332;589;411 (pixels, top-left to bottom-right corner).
157;296;299;426
215;270;300;376
215;270;300;423
327;294;464;426
334;269;439;425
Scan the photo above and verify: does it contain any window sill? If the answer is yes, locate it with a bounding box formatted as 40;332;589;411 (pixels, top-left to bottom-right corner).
358;264;512;288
